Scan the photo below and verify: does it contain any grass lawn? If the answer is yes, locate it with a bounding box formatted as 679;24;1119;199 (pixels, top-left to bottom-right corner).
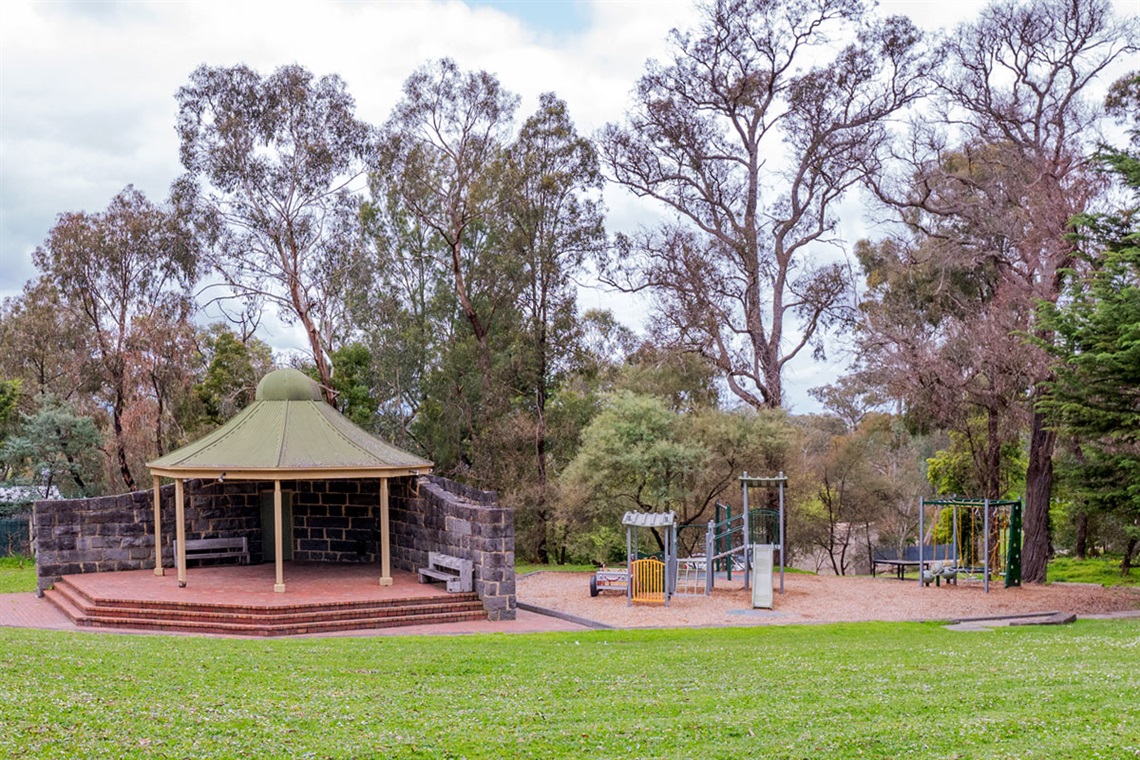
1;620;1137;759
1048;555;1139;587
515;562;598;575
0;556;35;594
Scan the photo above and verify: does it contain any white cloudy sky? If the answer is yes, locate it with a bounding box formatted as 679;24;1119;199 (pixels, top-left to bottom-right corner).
1;0;1134;411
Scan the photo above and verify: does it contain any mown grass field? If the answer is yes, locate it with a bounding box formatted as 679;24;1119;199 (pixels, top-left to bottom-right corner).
0;556;35;594
1048;555;1139;587
1;619;1138;759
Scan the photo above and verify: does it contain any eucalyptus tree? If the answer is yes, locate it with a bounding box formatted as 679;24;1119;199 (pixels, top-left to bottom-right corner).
600;0;934;410
175;63;372;403
865;0;1137;582
0;278;91;403
31;186;198;491
855;149;1042;503
376;59;521;402
355;191;447;449
499;93;606;558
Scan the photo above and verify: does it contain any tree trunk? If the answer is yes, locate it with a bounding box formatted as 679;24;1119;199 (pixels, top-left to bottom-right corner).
1074;511;1088;560
112;382;136;492
1121;536;1137;576
1022;411;1056;583
153;373;165;457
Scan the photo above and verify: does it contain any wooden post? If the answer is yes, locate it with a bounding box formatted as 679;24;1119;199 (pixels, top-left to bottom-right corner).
379;478;392;586
274;480;285;593
153;476;164;576
175;479;187;588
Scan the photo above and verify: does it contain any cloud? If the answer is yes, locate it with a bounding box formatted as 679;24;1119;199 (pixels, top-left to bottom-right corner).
0;0;696;297
2;0;1133;415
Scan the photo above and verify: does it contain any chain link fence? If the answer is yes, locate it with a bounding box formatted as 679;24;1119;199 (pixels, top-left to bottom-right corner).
0;516;32;557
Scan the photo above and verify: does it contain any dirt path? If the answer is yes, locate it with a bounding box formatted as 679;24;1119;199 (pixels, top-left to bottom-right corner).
518;571;1140;628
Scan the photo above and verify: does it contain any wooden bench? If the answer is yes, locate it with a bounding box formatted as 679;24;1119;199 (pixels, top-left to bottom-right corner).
174;537;250;566
417;552;473;593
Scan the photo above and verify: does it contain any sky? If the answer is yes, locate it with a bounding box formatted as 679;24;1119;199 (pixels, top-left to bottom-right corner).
1;0;1135;413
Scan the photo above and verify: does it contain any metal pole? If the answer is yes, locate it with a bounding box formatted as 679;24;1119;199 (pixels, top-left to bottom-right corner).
952;505;959;565
918;497;924;590
626;525;632;607
778;472;786;594
706;520;714;595
379;477;392;586
984;499;991;594
742;474;751;591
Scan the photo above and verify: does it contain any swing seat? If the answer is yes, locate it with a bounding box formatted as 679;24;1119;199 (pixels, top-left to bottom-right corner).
923;561;958;586
938;561;958;584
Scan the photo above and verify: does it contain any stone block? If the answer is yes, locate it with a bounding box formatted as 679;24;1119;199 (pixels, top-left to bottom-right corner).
445;517;472;536
482;595;508;611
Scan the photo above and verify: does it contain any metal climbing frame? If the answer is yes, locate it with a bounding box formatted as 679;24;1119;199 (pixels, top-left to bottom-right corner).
697;472;787;596
918;497;1023;593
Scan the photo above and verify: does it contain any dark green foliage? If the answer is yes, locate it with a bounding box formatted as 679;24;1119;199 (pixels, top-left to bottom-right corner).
560;391;789;563
0;379;20;439
0;396;103;498
327;343;379;430
193;324;274;427
1039;211;1140;568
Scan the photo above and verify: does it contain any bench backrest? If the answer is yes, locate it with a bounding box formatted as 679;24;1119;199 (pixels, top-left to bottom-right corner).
872;544;957;562
905;544;955;562
183;537;248;552
428;551;472;573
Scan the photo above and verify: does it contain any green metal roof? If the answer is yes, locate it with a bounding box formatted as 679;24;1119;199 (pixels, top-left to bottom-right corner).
147;369;432;478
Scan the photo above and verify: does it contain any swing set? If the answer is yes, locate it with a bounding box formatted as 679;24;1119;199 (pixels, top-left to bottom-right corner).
918;497;1023;593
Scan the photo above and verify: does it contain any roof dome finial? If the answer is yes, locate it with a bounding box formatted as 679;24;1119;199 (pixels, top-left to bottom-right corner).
255;368;324;402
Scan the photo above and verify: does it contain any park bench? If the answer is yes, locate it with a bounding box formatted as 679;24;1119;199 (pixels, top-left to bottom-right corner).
173;537;250;566
871;544;956;580
417;552;473;593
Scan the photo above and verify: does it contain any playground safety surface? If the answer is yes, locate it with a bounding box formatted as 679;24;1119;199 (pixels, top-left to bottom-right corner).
4;571;1137;637
516;571;1140;629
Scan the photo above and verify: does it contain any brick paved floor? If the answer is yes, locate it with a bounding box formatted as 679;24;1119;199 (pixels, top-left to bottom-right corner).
1;562;590;637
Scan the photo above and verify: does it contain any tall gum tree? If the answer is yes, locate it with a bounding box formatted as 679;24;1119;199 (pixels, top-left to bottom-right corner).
599;0;934;409
376;59;521;404
32;187;198;491
867;0;1137;582
175;63;372;404
502;93;606;561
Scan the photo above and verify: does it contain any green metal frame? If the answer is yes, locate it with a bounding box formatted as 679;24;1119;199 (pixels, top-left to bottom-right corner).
918;497;1023;591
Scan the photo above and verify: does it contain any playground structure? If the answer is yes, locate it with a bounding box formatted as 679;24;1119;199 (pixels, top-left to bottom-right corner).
917;497;1023;593
591;472;787;608
589;511;678;606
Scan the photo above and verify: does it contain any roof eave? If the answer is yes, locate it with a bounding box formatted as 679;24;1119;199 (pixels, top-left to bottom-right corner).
147;464;433;481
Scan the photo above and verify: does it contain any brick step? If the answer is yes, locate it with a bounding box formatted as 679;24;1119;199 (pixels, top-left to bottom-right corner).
43;586;87;624
74;607;489;637
52;578;478;617
77;599;486;626
45;579;488;636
